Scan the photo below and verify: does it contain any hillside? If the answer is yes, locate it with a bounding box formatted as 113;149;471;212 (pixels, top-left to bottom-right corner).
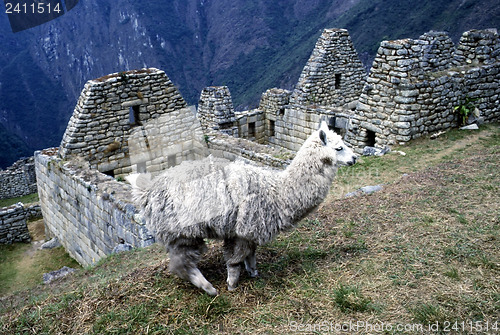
1;124;499;333
0;0;499;168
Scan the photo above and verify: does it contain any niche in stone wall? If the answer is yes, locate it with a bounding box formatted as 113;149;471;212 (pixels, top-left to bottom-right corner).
103;169;115;178
366;130;376;147
248;122;256;138
167;155;176;168
269;119;275;137
136;161;147;173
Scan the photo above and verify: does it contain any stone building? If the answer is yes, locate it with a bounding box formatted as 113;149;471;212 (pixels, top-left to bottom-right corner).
347;29;500;149
58;68;205;177
197;86;238;136
198;28;500;153
289;28;367;107
197;28;365;152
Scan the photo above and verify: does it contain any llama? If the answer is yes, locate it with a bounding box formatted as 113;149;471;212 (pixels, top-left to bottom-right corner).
127;121;357;295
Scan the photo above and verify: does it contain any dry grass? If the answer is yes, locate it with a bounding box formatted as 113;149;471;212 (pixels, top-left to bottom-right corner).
1;125;499;334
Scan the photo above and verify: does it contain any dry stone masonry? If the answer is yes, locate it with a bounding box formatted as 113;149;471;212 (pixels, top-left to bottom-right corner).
35;147;154;266
35;69;289;266
59;68;188;177
290;28;366;107
33;27;499;267
0;203;41;244
197;86;238;136
0;157;37;200
347;29;500;150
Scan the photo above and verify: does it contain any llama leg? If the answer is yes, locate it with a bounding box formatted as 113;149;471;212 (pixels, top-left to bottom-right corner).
224;238;253;291
244;246;259;278
168;238;218;296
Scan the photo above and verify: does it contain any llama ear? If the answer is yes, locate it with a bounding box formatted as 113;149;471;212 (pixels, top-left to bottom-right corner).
318;120;328;131
319;130;327;145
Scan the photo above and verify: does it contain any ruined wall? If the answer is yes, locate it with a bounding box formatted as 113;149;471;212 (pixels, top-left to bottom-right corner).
59;68;187;176
290;28;366;107
197;86;238;136
0;203;31;244
274;104;353;152
259;88;291;145
207;133;292;169
0;157;37;200
259;88;291;115
234;110;266;143
35;148;154;266
347;29;500;150
452;29;500;66
127;106;208;175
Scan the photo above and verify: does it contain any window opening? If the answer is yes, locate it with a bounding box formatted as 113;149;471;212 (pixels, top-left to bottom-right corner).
129;105;142;126
335;74;341;89
137;162;147;173
167;155;177;168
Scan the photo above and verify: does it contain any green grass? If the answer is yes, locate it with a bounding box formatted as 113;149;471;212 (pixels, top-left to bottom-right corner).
0;244;80;296
0;192;39;208
333;283;375;313
0;124;498;334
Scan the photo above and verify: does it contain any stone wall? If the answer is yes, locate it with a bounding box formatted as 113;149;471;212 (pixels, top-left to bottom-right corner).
206;133;292;169
35;148;154;266
127;106;208;176
197;86;238;136
290;28;366;107
0;157;37;200
234;110;267;143
0;202;41;244
259;88;291;115
274;104;353;152
59;68;187;176
346;29;500;150
452;29;500;67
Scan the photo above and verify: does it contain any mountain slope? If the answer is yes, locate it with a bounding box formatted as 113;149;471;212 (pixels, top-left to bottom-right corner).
0;0;498;167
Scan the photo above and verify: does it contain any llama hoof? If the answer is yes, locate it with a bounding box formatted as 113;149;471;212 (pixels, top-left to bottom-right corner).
205;287;218;296
227;284;238;291
249;270;259;278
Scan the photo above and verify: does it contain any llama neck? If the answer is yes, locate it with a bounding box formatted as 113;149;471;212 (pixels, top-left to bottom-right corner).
277;148;337;226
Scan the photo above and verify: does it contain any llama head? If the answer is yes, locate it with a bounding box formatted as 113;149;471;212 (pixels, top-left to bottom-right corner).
318;121;357;167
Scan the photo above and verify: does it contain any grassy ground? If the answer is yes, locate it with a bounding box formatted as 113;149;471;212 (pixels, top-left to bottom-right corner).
0;124;498;334
0;219;81;297
0;193;39;208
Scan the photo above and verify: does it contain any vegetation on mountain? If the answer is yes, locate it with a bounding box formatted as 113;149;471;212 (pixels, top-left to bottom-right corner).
0;0;498;167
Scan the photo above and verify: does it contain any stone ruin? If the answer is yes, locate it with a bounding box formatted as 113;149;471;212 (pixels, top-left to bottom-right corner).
348;29;500;149
199;28;500;153
0;157;37;200
34;69;289;265
33;27;500;266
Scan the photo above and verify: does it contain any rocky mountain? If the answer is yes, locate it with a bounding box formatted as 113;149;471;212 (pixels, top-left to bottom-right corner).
0;0;499;168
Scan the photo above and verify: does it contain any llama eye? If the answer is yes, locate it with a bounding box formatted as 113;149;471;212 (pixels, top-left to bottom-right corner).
335;147;343;152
